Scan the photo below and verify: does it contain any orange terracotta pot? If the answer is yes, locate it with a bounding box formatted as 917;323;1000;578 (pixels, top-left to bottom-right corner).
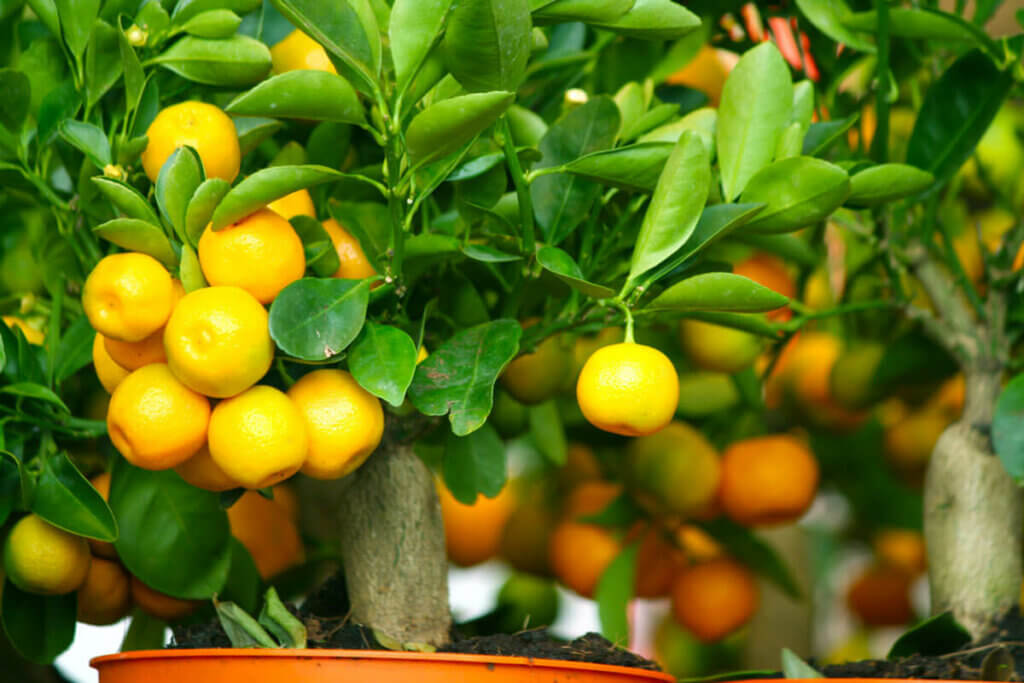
92;648;676;682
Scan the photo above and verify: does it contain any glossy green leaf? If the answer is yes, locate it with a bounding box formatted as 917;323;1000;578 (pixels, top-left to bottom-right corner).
740;157;850;234
152;35;271;86
0;69;30;132
534;0;633;23
589;0;700;40
58;119;111;168
791;81;814;132
259;586;306;648
110;460;232;600
697;517;800;598
25;0;60;37
656;203;766;273
409;319;522;436
595;543;638;646
226;70;365;125
536;245;615;299
157;146;204;244
888;612;970;659
802;113;859;156
53;314;95;383
613;82;643;138
0;457;20;527
844;8;980;44
462;244;521;263
290;216;341;278
211;165;342;230
136;0;171;37
235;116;283;156
444;423;507;503
533;96;620;245
994;374;1024;485
269;0;377;89
171;0;262;23
390;0;453;91
93;218;178;267
639;107;716;152
628;130;710;282
216;599;277;648
180;9;243;38
622;103;679;141
907;50;1012;182
733;232;818;268
118;21;145;114
185;178;230;246
55;0;99;61
269;278;370;360
179;244;207;293
37;81;80;145
91;177;162;226
506;104;547;147
328;201;390;272
85;20;123;107
405;91;515;166
1;582;76;664
646;272;788;313
32;452;116;541
775;122;805;161
847;164;934;206
348;323;418;407
781;649;823;678
1;382;69;411
794;0;875;53
562;142;674;193
717;42;792;201
528;400;567;465
443;0;531;93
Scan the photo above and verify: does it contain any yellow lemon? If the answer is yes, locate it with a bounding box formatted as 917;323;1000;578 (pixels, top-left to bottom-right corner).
83;253;174;342
3;514;90;595
268;189;316;220
141;101;240;183
501;327;572;405
322;218;376;280
270;30;336;74
174;444;240;492
76;557;132;625
3;316;43;344
92;333;131;394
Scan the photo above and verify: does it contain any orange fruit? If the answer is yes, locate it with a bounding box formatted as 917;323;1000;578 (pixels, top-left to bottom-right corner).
874;529;927;576
560;442;603;486
548;521;620;599
141;101;240;183
77;557;132;625
676;525;724;562
884;409;949;472
87;473;118;560
83;253;175;342
438;481;514;567
671;559;759;642
564;480;622;520
501;321;571;405
174;445;240;492
846;565;914;627
733;253;795;322
227;490;305;579
664;45;731;105
92;333;131;394
270;29;336;74
103;328;166;371
131;576;200;621
322;218;376;280
718;434;819;526
268;189;316;220
627;421;721;516
634;526;685;599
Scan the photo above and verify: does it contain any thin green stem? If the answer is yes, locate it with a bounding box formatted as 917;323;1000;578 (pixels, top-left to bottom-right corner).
499;116;535;255
871;0;891;163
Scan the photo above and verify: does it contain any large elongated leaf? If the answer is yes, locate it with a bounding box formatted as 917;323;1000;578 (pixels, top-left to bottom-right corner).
595;543;638;646
794;0;875;53
156;147;204;244
32;452;117;541
211;165;342;229
443;0;531;93
151;35;271;86
348;323;418;407
91;177;161;225
562;142;673;192
534;0;633;23
443;423;507;503
269;278;370;361
589;0;701;40
697;517;801;598
646;273;789;313
536;246;615;299
390;0;454;91
844;8;982;44
54;0;99;61
847;164;934;206
270;0;377;88
93;219;178;267
226;70;365;125
405;91;515;166
740;157;850;234
1;583;76;664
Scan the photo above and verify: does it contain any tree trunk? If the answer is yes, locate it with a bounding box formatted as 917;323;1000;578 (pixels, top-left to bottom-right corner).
923;368;1022;639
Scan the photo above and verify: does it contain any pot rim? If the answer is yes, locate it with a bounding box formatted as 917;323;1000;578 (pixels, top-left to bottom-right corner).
90;647;675;680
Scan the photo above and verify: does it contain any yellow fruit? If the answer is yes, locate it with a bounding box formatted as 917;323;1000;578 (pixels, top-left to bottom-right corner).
417;345;429;364
4;514;91;595
576;342;678;436
286;369;384;480
272;484;301;522
141;101;240;183
884;409;949;472
164;286;274;398
719;434;819;526
83;253;174;342
270;29;336;74
228;490;305;579
665;45;730;106
627;421;721;516
570;327;622;383
678;320;761;374
268;189;316;220
3;316;43;344
875;529;927;576
199;208;306;304
208;385;308;489
802;267;835;311
130;576;199;621
733;253;795;322
322;218;377;280
107;364;211;470
439;482;515;567
830;343;884;410
174;445;240;492
671;559;759;643
76;557;132;625
501;326;571;405
974;207;1015;252
92;333;131;394
548;521;620;598
87;473;118;560
104;328;166;371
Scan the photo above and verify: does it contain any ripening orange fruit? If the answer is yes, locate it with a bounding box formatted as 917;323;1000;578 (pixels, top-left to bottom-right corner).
671;559;759;642
718;435;819;526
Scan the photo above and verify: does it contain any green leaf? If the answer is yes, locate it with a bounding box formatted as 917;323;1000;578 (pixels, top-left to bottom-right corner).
53;314;95;384
85;20;123;107
1;582;76;664
226;70;365;125
406;91;515;167
775;122;805;161
93;218;179;268
211;165;342;230
739;157;850;234
443;0;531;93
847;164;934;206
443;423;507;503
794;0;875;53
215;599;277;648
888;612;970;658
534;0;633;23
111;460;232;599
622;103;679;141
290;216;341;278
269;278;370;360
791;80;814;132
25;0;60;38
259;586;306;648
54;0;99;61
179;244;207;293
151;35;271;86
528;400;567;465
409;320;522;436
348;323;418;407
646;273;789;313
733;233;818;268
639;107;717;152
58;119;111;168
628;130;710;282
994;374;1024;485
235;116;283;156
120;610;169;651
595;543;638;646
180;9;243;39
328;201;390;272
844;8;981;44
32;452;117;541
533;96;621;245
717;42;792;201
781;649;823;678
156;146;204;244
185;178;231;246
589;0;701;40
802;113;859;156
907;50;1012;183
220;538;262;615
37;80;80;145
696;517;801;598
462;244;521;263
171;0;262;24
1;382;70;411
536;246;615;299
91;177;162;226
562;142;674;193
0;69;30;132
118;21;145;114
390;0;453;92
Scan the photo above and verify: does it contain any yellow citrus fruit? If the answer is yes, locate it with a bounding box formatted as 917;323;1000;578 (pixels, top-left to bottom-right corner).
208;385;308;489
678;320;761;374
802;267;835;311
438;481;515;567
199;208;306;305
576;342;679;436
76;557;132;625
164;286;274;398
268;189;316;220
83;253;174;342
676;524;724;562
875;529;927;576
627;421;721;516
270;29;336;74
228;490;305;579
671;559;759;642
548;520;620;598
830;343;884;410
501;324;571;405
141;101;240;183
286;369;384;480
107;364;210;470
174;444;240;492
719;434;819;526
92;333;131;394
665;45;730;106
3;316;43;344
846;565;914;627
322;218;377;280
417;345;429;364
87;473;118;559
569;327;622;384
272;483;300;522
102;280;185;371
130;576;199;621
3;514;91;595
